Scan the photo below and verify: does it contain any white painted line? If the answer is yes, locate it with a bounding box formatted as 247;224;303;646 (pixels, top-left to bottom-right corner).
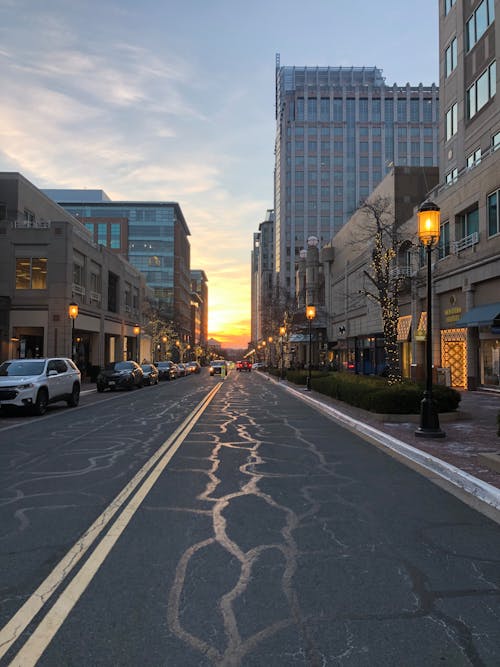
0;383;221;664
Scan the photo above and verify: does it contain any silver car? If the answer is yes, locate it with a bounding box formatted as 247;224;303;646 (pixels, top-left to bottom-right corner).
0;358;81;416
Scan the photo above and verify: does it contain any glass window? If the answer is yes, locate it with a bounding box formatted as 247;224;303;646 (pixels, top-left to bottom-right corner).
445;37;457;77
16;258;47;290
439;220;450;259
488;190;500;236
97;223;107;245
397;99;407;122
466;148;482;168
320;98;330;121
445;0;456;16
296;98;304;121
493;131;500;150
467;61;496;119
307;98;317;120
110;223;121;249
446;103;457;140
333;98;343;121
456;208;479;240
466;0;495;51
372;99;381;121
446;168;458;184
359;98;368;121
410;98;420;121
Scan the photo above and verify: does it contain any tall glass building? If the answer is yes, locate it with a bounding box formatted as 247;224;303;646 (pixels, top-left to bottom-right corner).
274;58;439;296
48;193;192;335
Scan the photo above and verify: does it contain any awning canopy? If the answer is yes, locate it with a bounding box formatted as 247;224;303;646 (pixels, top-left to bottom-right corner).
454;302;500;327
397;315;412;342
288;333;318;343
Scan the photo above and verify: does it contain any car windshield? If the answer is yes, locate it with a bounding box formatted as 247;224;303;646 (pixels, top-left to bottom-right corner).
0;360;46;376
157;362;170;368
141;365;152;371
105;362;133;371
212;361;225;366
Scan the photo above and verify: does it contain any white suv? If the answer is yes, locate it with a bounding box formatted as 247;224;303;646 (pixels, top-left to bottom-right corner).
0;358;81;416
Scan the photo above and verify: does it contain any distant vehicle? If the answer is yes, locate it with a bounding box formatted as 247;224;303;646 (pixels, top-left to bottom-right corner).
252;362;265;370
0;357;81;416
96;361;144;392
141;363;159;385
236;360;252;372
176;363;188;377
209;360;227;376
186;361;201;374
156;361;177;381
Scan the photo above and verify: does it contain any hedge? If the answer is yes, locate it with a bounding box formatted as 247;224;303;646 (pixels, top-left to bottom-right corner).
285;371;461;414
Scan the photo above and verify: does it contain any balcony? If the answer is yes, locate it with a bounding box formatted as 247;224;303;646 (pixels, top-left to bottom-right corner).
72;283;86;297
14;220;50;229
451;232;479;254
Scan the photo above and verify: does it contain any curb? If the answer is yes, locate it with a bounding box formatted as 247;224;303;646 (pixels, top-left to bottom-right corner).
274;379;500;526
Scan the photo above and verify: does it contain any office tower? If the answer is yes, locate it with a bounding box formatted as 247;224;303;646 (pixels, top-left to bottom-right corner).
46;192;192;338
274;55;439;296
250;209;274;342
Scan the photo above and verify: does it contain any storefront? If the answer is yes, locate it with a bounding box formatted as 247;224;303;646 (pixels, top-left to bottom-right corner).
454;301;500;390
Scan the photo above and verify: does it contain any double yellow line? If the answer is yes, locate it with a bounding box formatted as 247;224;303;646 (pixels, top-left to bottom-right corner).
1;383;222;666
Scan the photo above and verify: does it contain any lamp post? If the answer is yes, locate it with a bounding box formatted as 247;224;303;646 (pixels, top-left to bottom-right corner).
415;201;445;438
279;325;286;380
268;336;273;368
162;336;167;360
68;301;79;360
305;304;316;391
133;325;141;363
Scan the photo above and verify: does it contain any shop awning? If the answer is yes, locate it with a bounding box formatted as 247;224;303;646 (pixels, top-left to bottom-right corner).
454;302;500;327
397;315;412;342
288;333;318;343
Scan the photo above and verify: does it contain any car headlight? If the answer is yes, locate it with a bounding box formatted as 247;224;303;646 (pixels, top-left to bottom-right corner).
16;382;35;390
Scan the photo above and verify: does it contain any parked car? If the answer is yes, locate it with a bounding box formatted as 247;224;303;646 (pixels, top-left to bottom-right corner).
186;361;201;374
0;357;81;416
236;360;252;372
96;361;144;392
156;361;177;381
140;363;159;385
209;360;227;376
176;363;187;377
252;362;265;370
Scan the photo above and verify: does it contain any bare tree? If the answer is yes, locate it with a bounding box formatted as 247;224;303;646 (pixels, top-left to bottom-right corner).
356;196;414;384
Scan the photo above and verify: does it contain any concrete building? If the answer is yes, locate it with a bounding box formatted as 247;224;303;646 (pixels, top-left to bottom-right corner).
190;269;208;352
322;167;439;376
250;209;274;343
411;0;500;390
46;191;192;340
0;173;151;372
274;55;439;298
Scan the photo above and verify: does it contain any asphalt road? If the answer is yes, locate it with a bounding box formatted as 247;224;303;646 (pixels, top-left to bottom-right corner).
1;370;499;666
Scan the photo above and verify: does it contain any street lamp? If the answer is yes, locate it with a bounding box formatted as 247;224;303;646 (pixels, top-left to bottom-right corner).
268;336;273;367
133;325;141;363
415;201;445;438
305;304;316;391
162;336;167;360
68;301;79;360
279;325;286;380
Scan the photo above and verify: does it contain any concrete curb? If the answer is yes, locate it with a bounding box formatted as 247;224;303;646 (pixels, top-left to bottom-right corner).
274;379;500;525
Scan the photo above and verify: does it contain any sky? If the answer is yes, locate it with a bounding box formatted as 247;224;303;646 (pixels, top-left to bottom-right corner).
0;0;439;348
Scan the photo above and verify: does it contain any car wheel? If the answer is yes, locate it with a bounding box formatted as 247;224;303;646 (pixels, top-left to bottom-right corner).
67;383;80;407
97;383;105;393
33;388;48;416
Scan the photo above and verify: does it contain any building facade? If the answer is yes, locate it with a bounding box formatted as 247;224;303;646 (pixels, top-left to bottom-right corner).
0;173;150;372
47;192;192;339
190;269;208;350
274;56;440;297
250;210;275;343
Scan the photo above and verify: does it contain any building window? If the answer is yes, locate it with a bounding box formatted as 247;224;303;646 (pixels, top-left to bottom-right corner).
456;207;479;241
110;223;121;249
445;102;458;140
320;98;330;121
296;98;304;121
466;0;495;52
466;61;496;119
445;37;457;77
487;190;500;236
439;221;450;259
15;257;47;290
466;148;482;168
446;168;458;184
97;223;107;245
493;131;500;150
445;0;456;15
307;98;317;121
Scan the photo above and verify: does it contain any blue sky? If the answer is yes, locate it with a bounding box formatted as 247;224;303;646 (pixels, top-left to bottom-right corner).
0;0;439;346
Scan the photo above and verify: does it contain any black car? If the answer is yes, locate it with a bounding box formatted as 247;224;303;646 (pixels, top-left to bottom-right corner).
141;363;159;385
156;361;177;381
96;361;144;392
